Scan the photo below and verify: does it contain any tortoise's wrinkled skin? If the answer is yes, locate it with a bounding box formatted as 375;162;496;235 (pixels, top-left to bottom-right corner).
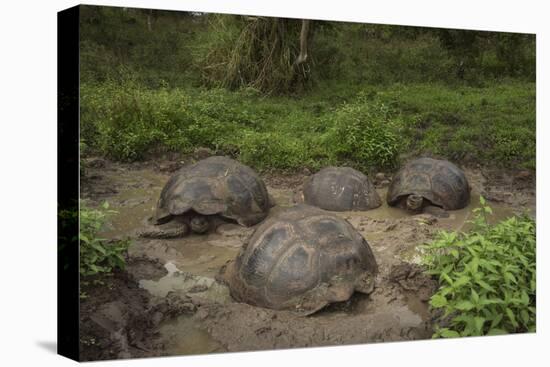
141;156;271;238
221;204;378;314
300;167;381;211
387;158;470;212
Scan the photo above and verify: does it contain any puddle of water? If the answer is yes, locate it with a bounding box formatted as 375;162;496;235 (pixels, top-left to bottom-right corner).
139;262;231;303
343;189;516;231
165;239;239;278
159;315;224;356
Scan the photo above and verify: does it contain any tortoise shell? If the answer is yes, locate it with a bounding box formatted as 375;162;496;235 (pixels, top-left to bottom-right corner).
222;204;378;313
302;166;381;211
154;156;270;226
387;158;470;210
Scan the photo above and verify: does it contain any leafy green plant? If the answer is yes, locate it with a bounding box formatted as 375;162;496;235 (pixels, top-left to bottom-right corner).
422;197;536;338
80;201;129;278
324;96;401;171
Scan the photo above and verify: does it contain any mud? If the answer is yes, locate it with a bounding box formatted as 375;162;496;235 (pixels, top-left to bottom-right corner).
79;157;535;360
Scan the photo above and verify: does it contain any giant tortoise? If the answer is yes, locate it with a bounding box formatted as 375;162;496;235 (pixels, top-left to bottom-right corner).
387;157;470;215
221;204;378;314
139;156;271;238
297;166;381;211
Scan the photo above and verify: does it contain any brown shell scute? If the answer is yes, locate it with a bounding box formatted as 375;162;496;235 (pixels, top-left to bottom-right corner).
222;205;378;313
302;167;382;211
387;158;471;210
154;156;270;226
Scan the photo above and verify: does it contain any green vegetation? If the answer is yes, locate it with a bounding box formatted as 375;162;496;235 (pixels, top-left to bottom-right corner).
79;6;536;172
79;201;129;279
422;197;536;337
80;80;535;171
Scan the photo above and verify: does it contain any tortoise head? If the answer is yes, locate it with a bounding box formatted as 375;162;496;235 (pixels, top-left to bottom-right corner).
406;194;424;212
190;214;210;234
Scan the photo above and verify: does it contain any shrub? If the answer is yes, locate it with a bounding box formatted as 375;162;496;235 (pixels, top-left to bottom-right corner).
194;15;309;94
235;131;330;172
79;201;129;278
324;96;401;171
422;197;536;338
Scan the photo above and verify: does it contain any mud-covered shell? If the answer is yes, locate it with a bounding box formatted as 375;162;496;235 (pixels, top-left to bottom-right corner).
302;167;381;211
222;204;378;313
154;156;270;226
387;158;470;210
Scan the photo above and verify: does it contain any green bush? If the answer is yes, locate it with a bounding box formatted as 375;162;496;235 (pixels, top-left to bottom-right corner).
80;79;535;171
324;96;401;171
422;197;536;338
79;201;129;278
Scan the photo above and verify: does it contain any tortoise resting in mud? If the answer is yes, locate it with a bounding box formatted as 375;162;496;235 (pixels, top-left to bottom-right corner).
297;166;382;211
220;204;378;314
139;156;272;238
387;157;471;217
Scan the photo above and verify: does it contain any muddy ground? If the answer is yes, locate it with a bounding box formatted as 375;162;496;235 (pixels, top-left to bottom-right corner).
79;155;535;361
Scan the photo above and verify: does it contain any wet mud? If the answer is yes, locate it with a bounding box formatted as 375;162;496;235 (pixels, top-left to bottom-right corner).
79;157;535;360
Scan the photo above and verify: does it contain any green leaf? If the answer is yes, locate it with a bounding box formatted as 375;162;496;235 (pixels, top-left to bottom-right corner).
90;242;107;255
474;317;485;334
471;289;480;304
490;313;503;328
453;275;471;288
440;329;461;338
430;294;448;308
455;300;474;311
441;272;454;285
520;290;529;305
506;308;519;328
470;257;479;273
520;310;530;325
504;272;517;284
476;279;496;293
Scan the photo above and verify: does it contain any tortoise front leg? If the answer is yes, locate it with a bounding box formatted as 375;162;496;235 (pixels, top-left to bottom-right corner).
406;194;424;213
139;216;190;239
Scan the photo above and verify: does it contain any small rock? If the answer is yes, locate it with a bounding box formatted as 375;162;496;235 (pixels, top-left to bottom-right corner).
182;302;196;313
302;167;312;176
188;284;209;293
195;308;210;320
375;172;385;182
379;179;391;187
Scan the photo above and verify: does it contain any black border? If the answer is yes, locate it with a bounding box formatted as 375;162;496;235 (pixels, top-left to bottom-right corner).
57;4;80;361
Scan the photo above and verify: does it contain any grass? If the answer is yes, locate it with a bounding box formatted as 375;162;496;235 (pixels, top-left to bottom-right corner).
374;82;536;169
80;79;535;172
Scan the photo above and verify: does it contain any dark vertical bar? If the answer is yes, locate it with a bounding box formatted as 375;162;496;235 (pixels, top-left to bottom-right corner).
57;5;80;362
